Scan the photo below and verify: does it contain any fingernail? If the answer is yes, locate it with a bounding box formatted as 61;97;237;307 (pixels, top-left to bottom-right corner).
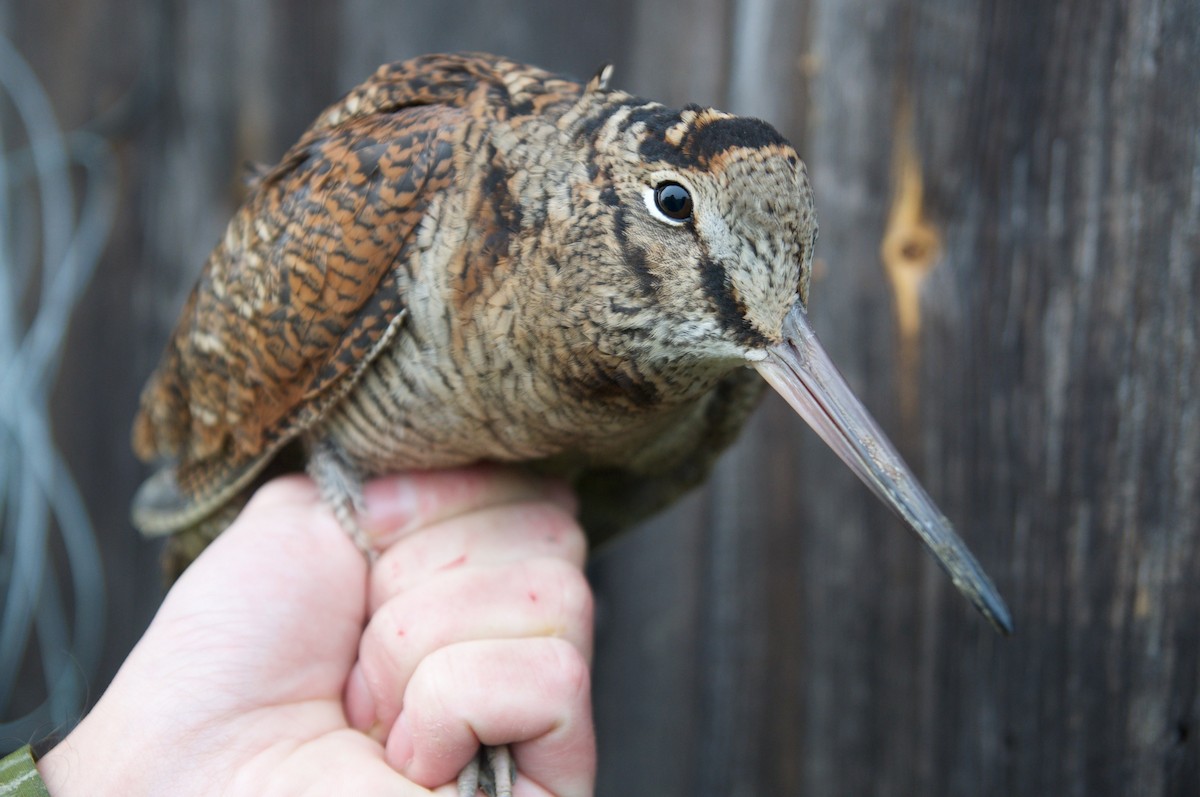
361;476;420;535
386;711;414;771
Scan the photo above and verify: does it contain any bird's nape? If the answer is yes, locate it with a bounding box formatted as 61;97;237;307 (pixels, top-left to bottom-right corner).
753;304;1013;634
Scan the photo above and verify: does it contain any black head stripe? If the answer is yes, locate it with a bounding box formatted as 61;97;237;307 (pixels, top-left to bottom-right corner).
687;117;790;163
639;114;792;169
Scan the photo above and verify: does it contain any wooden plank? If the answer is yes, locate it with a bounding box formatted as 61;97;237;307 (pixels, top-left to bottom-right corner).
2;1;1196;794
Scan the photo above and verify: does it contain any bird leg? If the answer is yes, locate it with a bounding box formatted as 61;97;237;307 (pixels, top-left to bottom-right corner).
458;744;515;797
306;437;373;556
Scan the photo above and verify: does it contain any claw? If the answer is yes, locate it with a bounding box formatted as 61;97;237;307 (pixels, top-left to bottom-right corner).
457;744;515;797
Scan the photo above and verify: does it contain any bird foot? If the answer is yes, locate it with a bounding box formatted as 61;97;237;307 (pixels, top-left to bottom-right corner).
457;744;515;797
306;437;374;557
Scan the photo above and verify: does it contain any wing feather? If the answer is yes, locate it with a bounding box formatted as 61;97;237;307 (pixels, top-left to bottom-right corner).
131;52;584;533
132;103;463;527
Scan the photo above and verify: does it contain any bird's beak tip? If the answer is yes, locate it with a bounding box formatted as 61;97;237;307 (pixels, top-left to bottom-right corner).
755;305;1012;636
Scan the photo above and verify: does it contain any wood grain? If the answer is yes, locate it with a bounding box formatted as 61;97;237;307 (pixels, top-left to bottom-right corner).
5;0;1196;794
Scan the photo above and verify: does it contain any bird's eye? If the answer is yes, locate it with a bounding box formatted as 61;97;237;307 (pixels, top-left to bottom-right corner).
653;182;693;222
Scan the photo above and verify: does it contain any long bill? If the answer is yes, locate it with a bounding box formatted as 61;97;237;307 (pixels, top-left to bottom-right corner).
754;304;1013;635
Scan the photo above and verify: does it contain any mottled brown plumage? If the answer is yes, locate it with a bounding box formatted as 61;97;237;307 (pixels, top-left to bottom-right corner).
133;53;808;553
133;52;1010;797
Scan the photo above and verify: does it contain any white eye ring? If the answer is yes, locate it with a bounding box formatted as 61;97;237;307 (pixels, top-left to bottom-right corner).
642;183;692;226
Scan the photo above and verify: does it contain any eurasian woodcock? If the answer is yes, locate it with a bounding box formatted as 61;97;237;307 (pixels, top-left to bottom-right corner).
132;52;1012;796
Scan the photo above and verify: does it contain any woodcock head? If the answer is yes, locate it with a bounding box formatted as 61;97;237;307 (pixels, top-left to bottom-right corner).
539;66;1011;633
132;53;1009;632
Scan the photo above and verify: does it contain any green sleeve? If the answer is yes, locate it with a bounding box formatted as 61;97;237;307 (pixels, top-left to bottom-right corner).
0;745;52;796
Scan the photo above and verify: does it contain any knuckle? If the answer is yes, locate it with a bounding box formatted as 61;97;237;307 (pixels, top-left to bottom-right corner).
524;556;594;626
538;637;592;701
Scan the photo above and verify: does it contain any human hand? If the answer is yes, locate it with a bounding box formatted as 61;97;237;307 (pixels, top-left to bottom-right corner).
37;468;595;796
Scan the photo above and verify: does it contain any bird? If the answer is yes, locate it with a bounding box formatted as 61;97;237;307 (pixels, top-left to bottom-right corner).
131;52;1012;797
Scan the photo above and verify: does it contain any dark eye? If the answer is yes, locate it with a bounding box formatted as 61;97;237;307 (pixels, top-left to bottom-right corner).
654;182;693;221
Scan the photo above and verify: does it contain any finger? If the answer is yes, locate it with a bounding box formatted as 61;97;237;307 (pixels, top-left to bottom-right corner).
369;501;587;611
156;476;368;705
359;466;577;550
194;474;365;614
387;638;595;797
204;474;352;574
347;557;594;733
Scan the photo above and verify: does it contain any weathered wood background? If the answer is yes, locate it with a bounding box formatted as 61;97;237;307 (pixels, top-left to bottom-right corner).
3;0;1197;794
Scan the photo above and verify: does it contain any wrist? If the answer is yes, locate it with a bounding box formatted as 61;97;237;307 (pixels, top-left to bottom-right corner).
36;704;144;796
35;679;181;797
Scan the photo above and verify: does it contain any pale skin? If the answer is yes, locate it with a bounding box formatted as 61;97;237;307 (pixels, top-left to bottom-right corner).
37;468;597;796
